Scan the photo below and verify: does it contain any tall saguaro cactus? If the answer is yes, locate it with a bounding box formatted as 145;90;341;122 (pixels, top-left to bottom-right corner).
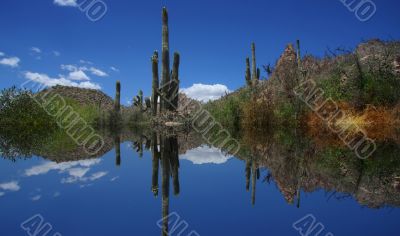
152;6;181;115
151;133;160;197
245;159;251;191
170;52;180;110
251;162;257;206
245;57;251;86
152;51;159;116
296;39;302;69
161;136;170;236
115;135;121;166
161;7;170;112
115;81;121;112
251;42;257;81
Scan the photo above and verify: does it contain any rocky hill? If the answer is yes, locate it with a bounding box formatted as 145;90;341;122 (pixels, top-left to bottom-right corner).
39;85;115;111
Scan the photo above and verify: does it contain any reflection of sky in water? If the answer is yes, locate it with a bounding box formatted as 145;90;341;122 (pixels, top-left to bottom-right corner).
0;142;399;236
180;145;233;165
0;159;111;199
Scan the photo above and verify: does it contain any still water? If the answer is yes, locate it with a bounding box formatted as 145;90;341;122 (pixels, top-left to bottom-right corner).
0;129;399;236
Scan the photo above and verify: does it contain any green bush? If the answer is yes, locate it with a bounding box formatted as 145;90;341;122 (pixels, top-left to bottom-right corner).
205;87;251;131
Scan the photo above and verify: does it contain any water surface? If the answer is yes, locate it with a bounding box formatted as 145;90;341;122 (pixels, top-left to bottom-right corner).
0;129;399;236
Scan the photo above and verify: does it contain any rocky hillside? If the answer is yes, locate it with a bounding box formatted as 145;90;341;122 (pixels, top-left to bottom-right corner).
39;85;115;111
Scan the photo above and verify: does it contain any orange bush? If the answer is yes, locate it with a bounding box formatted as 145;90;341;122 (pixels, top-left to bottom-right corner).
305;102;400;145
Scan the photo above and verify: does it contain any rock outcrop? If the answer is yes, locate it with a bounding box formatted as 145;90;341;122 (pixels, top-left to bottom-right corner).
39;85;115;111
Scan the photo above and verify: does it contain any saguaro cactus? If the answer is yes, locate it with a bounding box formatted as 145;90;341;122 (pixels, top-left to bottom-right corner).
245;57;251;86
152;51;159;116
161;7;170;112
115;135;121;166
115;81;121;112
245;159;251;191
151;133;160;197
170;52;180;111
161;136;170;236
296;39;302;69
139;90;143;104
145;97;151;110
251;42;257;81
251;162;257;206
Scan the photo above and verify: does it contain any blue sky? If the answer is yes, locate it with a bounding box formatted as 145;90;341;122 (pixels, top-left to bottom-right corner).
0;0;399;103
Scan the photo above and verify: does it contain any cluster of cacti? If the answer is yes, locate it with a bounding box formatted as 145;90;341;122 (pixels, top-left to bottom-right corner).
148;133;181;236
151;7;180;115
245;158;260;206
245;43;260;86
133;90;153;112
133;139;144;158
133;90;143;107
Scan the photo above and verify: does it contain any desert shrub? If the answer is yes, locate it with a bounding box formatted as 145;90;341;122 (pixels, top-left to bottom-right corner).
0;87;57;128
362;72;400;106
205;87;251;131
318;74;352;101
241;98;274;131
273;101;297;125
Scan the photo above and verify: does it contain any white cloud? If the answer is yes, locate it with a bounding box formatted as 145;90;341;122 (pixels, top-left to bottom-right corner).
61;171;108;184
31;195;41;201
61;64;78;71
79;59;93;65
53;192;61;197
0;181;21;191
24;160;106;185
0;52;4;57
0;57;20;68
89;172;107;181
68;168;90;178
110;66;119;72
25;159;101;177
180;146;233;165
67;70;90;81
24;71;101;90
110;176;119;182
53;51;61;57
54;0;78;7
61;64;108;77
31;47;41;54
181;84;231;102
0;192;4;197
89;67;108;77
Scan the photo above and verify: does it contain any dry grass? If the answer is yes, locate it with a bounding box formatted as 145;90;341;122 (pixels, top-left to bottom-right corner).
241;97;274;131
305;102;400;146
